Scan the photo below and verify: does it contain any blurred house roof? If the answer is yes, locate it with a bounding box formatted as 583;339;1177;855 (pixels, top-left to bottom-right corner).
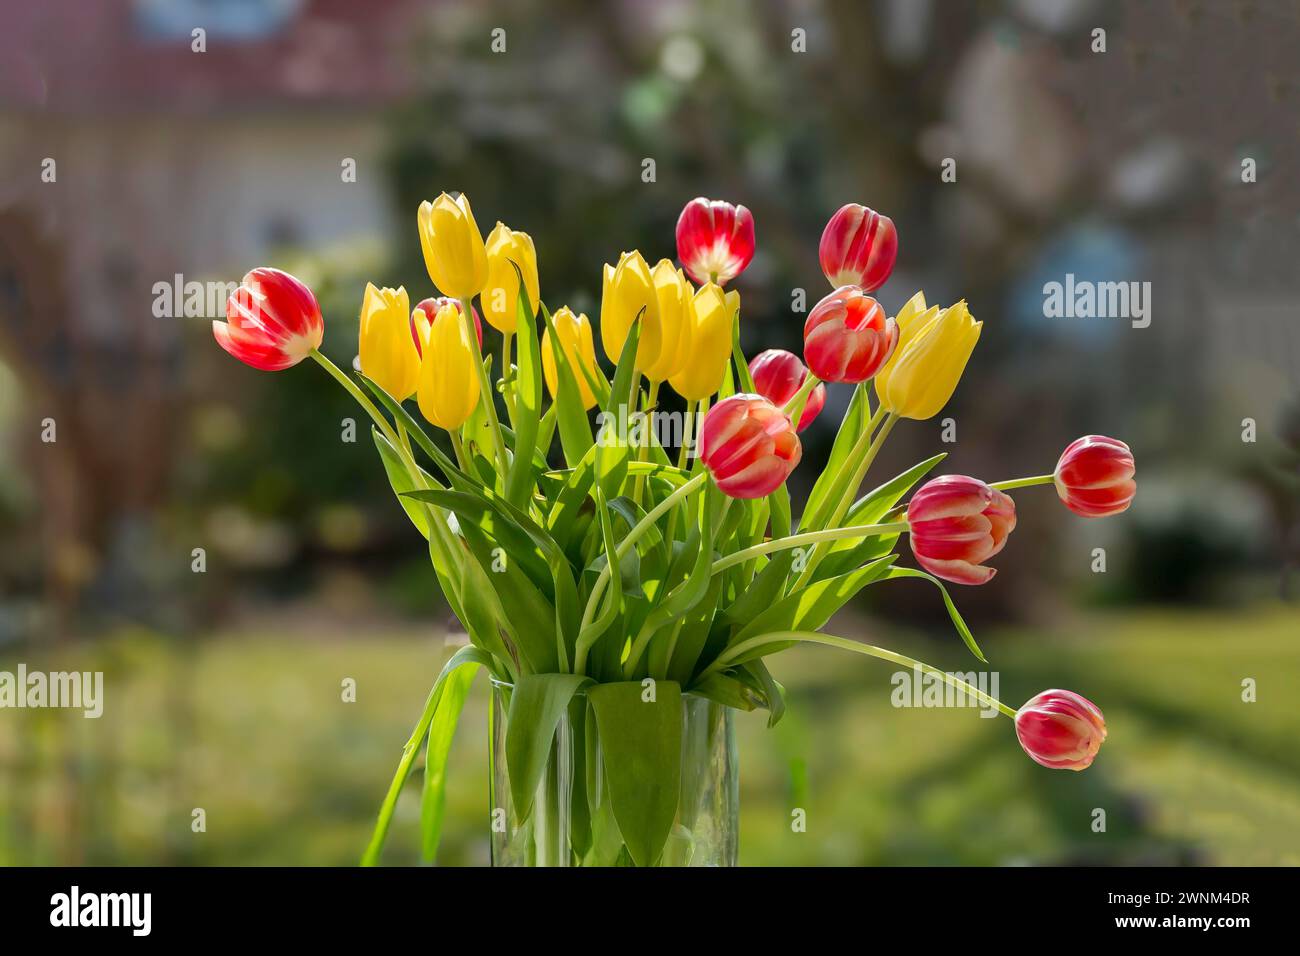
0;0;424;115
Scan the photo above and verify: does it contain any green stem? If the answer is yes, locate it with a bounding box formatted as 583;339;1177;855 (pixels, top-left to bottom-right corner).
360;679;442;865
711;522;909;575
632;379;660;506
461;297;510;477
310;349;400;448
781;372;820;428
989;474;1055;491
449;430;471;472
700;630;1018;719
575;471;710;673
501;329;517;423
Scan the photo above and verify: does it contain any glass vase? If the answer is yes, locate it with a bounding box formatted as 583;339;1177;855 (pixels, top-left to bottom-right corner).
488;679;739;866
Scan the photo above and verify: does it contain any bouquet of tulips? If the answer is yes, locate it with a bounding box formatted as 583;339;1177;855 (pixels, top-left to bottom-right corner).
213;194;1134;866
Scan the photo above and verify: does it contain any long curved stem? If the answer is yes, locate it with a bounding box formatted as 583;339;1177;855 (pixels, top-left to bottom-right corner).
989;474;1055;491
701;630;1018;719
711;522;909;575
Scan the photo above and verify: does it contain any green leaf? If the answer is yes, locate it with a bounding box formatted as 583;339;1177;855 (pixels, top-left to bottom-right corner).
505;673;592;822
361;644;493;866
539;303;594;466
372;428;430;539
880;566;987;662
689;672;762;711
505;267;543;509
420;658;478;861
737;659;787;727
587;680;683;867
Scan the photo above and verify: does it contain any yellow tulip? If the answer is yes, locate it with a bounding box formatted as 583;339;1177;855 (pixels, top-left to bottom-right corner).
417;192;488;300
669;283;734;401
599;250;662;369
872;290;939;400
876;299;981;420
642;259;694;382
542;306;598;410
358;283;418;400
417;301;481;430
482;222;539;333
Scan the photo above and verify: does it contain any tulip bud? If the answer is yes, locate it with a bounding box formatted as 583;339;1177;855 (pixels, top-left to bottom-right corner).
214;267;324;371
358;283;418;400
749;349;825;432
1054;435;1136;518
542;306;599;410
417;192;488;300
642;260;694;382
802;286;899;384
1015;689;1107;771
699;393;802;499
907;475;1016;585
875;298;980;420
819;203;898;291
481;222;539;333
675;197;755;286
412;297;482;354
417;297;481;431
600;250;662;369
668;283;735;402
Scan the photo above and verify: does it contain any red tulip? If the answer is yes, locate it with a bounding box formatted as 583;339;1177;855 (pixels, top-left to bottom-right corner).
748;349;826;432
907;475;1016;585
675;197;755;286
1015;689;1107;771
803;286;899;383
214;268;323;371
819;203;898;291
1054;435;1136;518
411;296;482;355
699;394;801;499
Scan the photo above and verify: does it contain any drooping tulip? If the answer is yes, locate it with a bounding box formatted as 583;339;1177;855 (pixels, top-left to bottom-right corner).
699;393;802;499
600;250;662;369
412;297;482;353
1054;436;1136;518
675;197;755;286
417;298;481;430
482;222;539;332
1015;689;1107;771
542;306;599;410
749;349;826;432
358;283;417;400
417;192;488;300
642;259;694;383
875;298;980;420
668;283;735;402
802;286;899;384
907;475;1016;585
214;267;323;371
819;203;898;291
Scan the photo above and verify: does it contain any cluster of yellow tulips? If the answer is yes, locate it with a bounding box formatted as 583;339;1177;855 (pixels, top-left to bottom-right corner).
359;192;741;439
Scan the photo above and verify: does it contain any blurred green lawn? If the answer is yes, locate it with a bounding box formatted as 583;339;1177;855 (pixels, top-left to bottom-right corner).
2;606;1297;865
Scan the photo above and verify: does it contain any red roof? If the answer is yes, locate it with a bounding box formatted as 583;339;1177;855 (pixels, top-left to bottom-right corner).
0;0;423;115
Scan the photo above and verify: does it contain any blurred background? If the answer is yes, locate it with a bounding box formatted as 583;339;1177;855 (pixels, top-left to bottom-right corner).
1;0;1297;865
